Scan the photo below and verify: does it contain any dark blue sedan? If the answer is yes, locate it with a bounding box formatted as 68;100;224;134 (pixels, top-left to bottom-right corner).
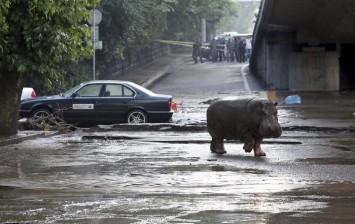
19;80;177;125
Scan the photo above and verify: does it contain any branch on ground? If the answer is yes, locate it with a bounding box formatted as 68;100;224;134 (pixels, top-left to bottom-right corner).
19;110;78;133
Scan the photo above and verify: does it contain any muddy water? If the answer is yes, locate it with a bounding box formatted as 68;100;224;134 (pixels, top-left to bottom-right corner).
0;131;354;223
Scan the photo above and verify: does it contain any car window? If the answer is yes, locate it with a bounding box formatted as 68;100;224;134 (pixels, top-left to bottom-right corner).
123;86;135;97
126;82;155;96
77;84;102;97
105;84;135;97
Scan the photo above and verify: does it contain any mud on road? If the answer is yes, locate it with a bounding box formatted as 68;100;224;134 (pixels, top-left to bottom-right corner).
0;128;354;223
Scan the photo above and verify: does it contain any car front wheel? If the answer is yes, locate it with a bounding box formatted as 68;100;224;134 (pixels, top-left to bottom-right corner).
31;108;53;126
127;110;147;124
32;108;51;120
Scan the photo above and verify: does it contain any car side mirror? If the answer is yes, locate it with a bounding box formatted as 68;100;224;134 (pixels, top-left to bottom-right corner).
71;93;77;98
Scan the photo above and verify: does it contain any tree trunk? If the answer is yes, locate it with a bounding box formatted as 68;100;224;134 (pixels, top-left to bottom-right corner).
0;72;24;137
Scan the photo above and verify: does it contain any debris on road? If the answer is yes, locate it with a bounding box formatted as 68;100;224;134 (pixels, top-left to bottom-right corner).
284;95;302;104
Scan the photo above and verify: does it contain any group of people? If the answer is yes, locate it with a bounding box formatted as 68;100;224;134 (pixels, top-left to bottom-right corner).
192;35;252;64
213;35;252;63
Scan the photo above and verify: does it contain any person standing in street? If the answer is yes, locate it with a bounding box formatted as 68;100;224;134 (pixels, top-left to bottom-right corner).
234;37;240;63
245;36;252;61
210;39;217;62
192;39;204;64
226;38;234;62
238;37;246;63
216;36;226;62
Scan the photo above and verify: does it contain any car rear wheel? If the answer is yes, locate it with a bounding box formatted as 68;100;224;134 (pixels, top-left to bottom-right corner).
127;110;147;124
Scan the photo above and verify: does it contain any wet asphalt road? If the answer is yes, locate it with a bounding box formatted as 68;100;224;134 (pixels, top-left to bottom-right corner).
0;129;354;223
0;59;354;223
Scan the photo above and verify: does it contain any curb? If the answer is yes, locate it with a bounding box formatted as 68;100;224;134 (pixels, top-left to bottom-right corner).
141;65;171;88
141;55;190;88
83;123;355;133
0;131;59;147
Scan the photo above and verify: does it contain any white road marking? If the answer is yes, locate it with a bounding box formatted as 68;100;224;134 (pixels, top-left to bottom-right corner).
241;64;250;92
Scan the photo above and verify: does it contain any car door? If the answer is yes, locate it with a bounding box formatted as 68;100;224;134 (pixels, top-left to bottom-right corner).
94;84;135;123
63;83;104;123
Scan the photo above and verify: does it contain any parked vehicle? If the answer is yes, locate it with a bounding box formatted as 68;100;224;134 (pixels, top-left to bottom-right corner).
19;80;177;125
201;43;212;61
21;87;36;100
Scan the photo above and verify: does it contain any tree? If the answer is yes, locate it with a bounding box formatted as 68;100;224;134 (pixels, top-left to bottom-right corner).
94;0;231;68
0;0;98;137
59;0;231;85
225;1;260;33
164;0;232;41
95;0;175;66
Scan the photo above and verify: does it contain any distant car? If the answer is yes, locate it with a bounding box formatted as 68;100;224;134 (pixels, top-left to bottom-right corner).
19;80;177;125
21;87;36;100
201;44;212;60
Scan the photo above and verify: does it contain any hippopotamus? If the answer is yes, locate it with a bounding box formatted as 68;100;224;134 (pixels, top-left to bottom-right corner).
206;98;282;156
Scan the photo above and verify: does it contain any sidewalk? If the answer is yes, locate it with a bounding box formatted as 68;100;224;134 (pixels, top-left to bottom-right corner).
0;131;58;147
119;52;191;88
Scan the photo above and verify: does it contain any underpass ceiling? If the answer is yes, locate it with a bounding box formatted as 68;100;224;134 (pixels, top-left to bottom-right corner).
268;0;355;43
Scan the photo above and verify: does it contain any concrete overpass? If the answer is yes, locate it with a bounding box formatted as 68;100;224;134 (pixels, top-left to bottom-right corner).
250;0;355;91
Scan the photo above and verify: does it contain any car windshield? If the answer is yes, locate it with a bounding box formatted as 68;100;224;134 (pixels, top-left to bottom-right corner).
61;83;85;97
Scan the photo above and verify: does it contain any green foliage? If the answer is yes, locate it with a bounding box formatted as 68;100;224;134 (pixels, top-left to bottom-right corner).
164;0;232;41
224;1;260;33
97;0;176;62
92;0;231;69
38;0;234;89
0;0;10;32
0;0;99;91
1;0;238;93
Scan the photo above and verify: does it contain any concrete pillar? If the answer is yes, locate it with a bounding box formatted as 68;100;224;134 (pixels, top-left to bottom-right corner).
201;18;206;43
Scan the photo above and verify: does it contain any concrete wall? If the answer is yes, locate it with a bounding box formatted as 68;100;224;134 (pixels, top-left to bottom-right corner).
250;0;352;91
289;52;339;91
265;32;293;90
252;32;293;90
252;33;267;88
252;31;340;91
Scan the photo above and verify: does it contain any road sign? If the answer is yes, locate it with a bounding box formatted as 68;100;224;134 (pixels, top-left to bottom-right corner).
88;9;102;26
94;41;102;50
91;26;99;43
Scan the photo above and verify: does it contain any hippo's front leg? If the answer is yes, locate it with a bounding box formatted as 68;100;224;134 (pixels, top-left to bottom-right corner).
253;138;266;156
210;137;227;154
242;132;255;153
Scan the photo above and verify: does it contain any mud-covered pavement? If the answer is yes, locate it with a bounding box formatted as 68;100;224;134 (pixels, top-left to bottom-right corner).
1;54;355;223
0;126;354;223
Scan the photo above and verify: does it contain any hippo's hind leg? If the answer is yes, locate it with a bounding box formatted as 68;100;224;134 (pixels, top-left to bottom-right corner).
242;132;255;153
253;139;266;157
210;137;227;154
